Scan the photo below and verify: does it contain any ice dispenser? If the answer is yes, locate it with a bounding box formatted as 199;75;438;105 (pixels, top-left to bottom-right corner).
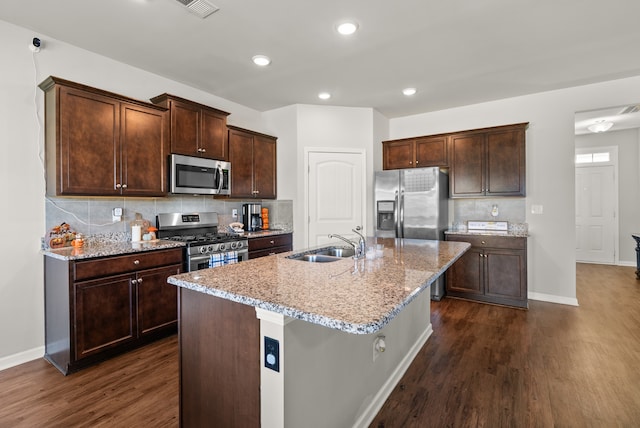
377;201;395;231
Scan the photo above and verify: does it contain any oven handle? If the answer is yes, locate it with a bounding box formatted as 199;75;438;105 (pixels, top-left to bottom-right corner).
189;250;248;263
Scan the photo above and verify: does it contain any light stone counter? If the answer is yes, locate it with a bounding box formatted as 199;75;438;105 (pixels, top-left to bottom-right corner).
168;238;470;334
244;228;292;238
42;240;185;261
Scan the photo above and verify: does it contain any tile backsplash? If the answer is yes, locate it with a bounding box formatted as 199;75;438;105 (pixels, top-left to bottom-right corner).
45;195;294;237
452;198;526;225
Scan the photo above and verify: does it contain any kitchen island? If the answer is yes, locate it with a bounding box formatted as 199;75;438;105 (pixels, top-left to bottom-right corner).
168;237;469;427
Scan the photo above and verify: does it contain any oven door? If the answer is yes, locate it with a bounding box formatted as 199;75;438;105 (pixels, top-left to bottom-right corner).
188;249;248;272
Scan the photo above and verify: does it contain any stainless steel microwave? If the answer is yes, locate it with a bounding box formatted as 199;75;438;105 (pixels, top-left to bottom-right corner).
169;154;231;195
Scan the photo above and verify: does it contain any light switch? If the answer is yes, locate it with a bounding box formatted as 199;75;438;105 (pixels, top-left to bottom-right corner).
531;205;543;214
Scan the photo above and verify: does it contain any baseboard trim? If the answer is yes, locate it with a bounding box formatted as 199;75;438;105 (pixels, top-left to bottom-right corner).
528;292;579;307
353;323;434;428
0;346;44;372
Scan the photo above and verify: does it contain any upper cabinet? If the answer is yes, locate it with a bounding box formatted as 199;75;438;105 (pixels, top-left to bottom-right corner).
227;126;277;199
382;135;448;169
150;94;230;160
39;77;169;197
449;123;527;198
382;122;527;198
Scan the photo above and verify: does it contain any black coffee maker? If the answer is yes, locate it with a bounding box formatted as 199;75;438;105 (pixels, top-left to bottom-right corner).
242;203;263;231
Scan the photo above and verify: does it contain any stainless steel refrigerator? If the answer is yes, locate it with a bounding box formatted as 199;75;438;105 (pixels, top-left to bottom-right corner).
374;167;449;300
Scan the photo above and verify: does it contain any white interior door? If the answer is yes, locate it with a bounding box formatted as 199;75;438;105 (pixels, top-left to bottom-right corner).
307;150;365;247
575;165;616;263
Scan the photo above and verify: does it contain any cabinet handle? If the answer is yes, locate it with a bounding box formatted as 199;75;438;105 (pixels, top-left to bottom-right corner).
481;241;486;245
270;240;275;245
415;160;419;164
116;183;122;189
122;184;127;189
131;279;138;285
201;148;206;153
137;278;143;284
409;162;412;165
133;259;140;265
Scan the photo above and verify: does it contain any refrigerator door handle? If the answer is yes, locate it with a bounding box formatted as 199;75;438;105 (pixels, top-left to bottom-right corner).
394;190;401;238
399;190;405;238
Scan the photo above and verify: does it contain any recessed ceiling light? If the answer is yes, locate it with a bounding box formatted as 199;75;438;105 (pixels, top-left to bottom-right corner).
252;55;271;66
587;120;614;133
403;88;417;96
318;92;331;100
336;21;358;35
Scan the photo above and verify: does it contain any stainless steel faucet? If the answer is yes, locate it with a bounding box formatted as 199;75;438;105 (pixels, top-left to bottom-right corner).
328;226;366;259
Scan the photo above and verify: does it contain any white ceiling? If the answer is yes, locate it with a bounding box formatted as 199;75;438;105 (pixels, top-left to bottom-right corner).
2;0;640;119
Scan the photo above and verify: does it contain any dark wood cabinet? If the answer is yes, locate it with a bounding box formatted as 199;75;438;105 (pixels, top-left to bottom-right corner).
39;76;168;197
445;234;527;308
44;248;182;375
449;123;527;198
248;233;293;259
228;126;277;199
382;135;448;170
150;94;230;160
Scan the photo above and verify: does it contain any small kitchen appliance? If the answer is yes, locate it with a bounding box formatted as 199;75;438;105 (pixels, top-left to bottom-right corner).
242;203;263;231
156;212;248;272
169;154;231;195
374;167;449;300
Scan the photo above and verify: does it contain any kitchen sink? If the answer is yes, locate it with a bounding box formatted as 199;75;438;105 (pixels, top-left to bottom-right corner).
286;246;355;263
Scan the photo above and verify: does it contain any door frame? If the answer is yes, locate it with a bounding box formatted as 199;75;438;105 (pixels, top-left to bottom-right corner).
574;145;619;264
303;147;367;248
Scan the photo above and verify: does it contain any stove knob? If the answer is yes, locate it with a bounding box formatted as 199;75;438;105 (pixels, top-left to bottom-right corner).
199;246;207;254
219;243;226;251
236;241;244;249
207;245;215;253
230;242;237;250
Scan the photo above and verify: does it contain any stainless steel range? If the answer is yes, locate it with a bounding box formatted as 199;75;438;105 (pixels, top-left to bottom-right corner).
156;212;248;272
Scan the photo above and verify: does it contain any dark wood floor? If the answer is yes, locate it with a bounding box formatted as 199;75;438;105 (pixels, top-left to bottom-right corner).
1;263;639;427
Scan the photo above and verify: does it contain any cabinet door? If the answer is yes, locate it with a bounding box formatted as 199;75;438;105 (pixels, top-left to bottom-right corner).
120;102;167;196
415;136;448;168
486;128;526;196
200;109;228;160
170;99;200;156
74;274;136;360
228;129;255;198
383;140;414;170
446;247;484;295
58;86;120;195
253;135;277;199
484;249;527;303
449;133;485;197
137;264;181;337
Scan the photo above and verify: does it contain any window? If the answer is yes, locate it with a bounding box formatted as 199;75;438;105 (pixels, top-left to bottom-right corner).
575;151;611;164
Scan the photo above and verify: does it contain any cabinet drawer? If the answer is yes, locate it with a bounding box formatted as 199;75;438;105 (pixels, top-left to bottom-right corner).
74;248;183;281
248;234;292;252
446;234;526;250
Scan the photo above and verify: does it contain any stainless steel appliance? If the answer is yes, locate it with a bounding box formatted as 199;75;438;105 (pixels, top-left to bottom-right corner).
169;154;231;195
374;167;449;300
242;203;263;231
156;212;248;272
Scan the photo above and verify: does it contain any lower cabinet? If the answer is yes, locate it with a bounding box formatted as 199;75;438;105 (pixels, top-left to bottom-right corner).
248;233;293;259
445;234;527;308
44;248;182;374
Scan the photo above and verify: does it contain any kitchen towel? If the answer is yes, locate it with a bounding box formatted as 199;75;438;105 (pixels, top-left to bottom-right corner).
225;251;238;265
208;253;225;268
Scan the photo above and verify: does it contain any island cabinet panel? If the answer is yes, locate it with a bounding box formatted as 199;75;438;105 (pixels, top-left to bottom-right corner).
39;76;169;197
445;234;527;308
150;94;230;160
248;233;293;259
44;248;182;375
227;126;277;199
382;135;448;170
179;288;260;428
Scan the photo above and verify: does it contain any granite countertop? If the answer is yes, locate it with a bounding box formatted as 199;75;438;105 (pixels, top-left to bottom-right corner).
42;240;185;261
168;238;470;334
244;228;293;238
445;230;529;238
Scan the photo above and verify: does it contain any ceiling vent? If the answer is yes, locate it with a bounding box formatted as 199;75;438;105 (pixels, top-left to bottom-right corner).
175;0;219;19
618;105;640;115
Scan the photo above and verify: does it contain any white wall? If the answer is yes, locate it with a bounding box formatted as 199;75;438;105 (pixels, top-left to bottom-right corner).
575;128;640;263
390;78;640;304
0;19;267;365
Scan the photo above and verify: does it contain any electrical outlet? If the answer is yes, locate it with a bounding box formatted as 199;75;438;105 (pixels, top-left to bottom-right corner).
373;335;386;362
264;336;280;372
232;209;238;219
112;207;123;222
